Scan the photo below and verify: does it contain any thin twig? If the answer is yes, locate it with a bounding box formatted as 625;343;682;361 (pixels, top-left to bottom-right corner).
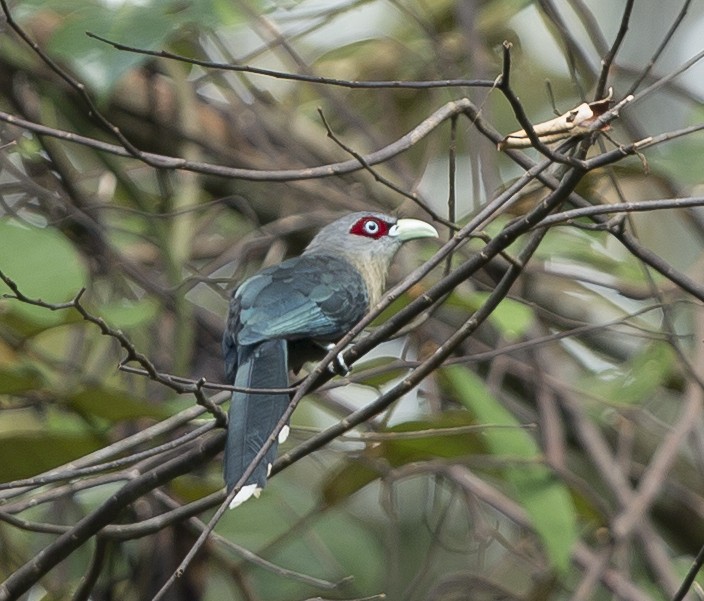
594;0;634;99
497;41;585;167
0;0;164;167
86;31;495;91
277;226;552;474
0;434;224;601
316;107;454;228
0;99;476;181
626;0;692;96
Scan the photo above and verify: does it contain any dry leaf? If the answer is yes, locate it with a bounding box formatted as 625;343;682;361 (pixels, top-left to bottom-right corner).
499;89;613;150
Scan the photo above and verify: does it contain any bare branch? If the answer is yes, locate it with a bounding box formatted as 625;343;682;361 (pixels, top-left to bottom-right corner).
86;31;495;91
0;433;224;601
0;99;474;181
594;0;634;98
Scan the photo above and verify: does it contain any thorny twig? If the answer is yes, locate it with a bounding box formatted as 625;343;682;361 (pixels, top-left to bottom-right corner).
0;270;227;426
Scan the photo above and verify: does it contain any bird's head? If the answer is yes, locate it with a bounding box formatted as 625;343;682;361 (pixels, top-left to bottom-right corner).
303;212;438;305
304;212;438;263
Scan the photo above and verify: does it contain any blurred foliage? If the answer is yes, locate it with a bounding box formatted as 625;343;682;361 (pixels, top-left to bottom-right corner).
1;0;704;600
441;365;577;574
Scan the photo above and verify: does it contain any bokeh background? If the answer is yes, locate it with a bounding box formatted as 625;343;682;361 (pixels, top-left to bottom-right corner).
1;1;704;600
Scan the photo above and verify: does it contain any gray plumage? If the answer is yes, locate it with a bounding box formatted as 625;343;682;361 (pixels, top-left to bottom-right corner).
222;212;437;507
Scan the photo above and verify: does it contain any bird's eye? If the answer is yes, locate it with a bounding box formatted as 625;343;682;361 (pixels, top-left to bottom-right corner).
363;220;380;235
350;216;389;239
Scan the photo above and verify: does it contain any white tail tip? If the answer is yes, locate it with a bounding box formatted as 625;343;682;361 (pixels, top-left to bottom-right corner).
228;483;261;509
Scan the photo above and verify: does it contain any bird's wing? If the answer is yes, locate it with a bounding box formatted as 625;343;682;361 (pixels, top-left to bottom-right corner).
234;254;369;346
222;294;241;384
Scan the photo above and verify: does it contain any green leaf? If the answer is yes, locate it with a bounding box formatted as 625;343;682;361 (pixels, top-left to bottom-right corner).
576;342;675;407
68;386;169;422
0;362;45;394
323;411;487;505
47;4;173;95
221;482;385;599
352;355;410;387
536;227;613;269
19;0;243;95
475;292;534;340
440;365;577;573
0;219;87;332
446;290;534;340
322;460;378;506
0;431;102;482
98;297;159;329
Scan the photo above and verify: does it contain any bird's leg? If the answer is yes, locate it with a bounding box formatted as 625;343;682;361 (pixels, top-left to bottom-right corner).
320;342;350;376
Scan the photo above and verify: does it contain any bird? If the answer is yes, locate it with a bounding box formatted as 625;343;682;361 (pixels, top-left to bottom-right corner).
222;211;438;507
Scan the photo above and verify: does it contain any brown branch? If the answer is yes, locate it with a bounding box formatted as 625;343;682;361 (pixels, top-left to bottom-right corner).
0;433;224;601
0;98;474;182
86;31;495;91
672;543;704;601
536;0;593;96
71;537;108;601
626;0;693;96
1;269;227;425
316;107;455;228
276;227;549;477
0;0;165;168
0;422;216;495
611;309;704;539
462;105;704;304
537;196;704;226
497;41;588;167
560;391;682;596
148;490;344;590
594;0;634;99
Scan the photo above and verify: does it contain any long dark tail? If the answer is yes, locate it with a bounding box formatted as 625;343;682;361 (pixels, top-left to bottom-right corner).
224;338;290;507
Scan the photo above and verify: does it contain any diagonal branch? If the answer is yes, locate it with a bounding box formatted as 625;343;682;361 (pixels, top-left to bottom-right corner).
0;433;224;601
0;0;164;167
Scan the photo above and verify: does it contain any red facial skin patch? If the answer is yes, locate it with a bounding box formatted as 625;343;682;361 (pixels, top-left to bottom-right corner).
349;216;391;240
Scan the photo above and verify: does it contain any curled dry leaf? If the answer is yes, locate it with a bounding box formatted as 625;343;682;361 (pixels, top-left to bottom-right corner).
498;89;614;150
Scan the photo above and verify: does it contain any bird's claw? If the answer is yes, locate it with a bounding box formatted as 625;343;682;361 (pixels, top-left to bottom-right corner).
324;344;350;376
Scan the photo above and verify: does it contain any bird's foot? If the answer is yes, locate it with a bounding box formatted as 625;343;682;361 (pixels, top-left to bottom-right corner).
323;343;350;376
